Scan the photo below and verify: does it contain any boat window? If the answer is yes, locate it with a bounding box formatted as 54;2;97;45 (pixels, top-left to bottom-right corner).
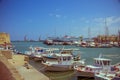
100;61;102;65
41;49;43;52
103;61;107;65
107;61;110;65
68;57;71;60
96;60;102;65
63;57;66;61
58;58;61;62
95;60;99;65
90;68;92;71
95;60;97;64
60;58;61;61
103;61;110;65
38;49;43;52
86;67;88;70
62;51;66;54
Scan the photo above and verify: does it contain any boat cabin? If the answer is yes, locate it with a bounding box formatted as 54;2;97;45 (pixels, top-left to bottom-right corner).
76;65;102;72
85;65;102;72
60;49;73;54
56;54;73;65
94;58;111;66
94;58;111;72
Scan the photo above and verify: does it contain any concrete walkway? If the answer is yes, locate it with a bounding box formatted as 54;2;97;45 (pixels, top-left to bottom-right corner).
8;55;49;80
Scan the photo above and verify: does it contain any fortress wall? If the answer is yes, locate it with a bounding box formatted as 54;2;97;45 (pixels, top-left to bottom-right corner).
0;51;23;80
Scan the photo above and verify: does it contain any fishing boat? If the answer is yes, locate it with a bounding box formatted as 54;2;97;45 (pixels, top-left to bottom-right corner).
44;39;53;45
42;54;84;71
25;46;46;61
74;54;112;79
42;48;79;60
95;63;120;80
42;48;59;59
41;48;84;72
75;65;102;78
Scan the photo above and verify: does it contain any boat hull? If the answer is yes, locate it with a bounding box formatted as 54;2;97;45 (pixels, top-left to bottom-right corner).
76;71;94;78
43;63;74;71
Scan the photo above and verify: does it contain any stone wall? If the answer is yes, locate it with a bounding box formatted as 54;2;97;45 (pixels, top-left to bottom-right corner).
0;50;12;59
0;51;24;80
0;32;11;45
0;61;15;80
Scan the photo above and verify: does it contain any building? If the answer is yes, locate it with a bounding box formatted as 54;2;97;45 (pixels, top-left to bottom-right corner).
94;35;119;43
0;32;11;48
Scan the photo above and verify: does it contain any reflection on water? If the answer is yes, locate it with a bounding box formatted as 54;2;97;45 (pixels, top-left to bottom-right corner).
44;71;75;80
29;60;75;80
103;54;120;59
29;60;94;80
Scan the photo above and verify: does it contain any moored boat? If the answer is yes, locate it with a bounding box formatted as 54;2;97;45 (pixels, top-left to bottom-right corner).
41;47;84;72
74;54;112;79
42;53;84;72
24;46;46;61
95;63;120;80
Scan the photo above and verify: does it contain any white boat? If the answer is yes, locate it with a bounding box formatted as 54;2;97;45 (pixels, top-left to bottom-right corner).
74;54;112;78
42;48;79;60
42;48;84;72
42;53;84;71
94;54;120;80
75;65;102;78
42;48;59;59
95;63;120;80
25;46;46;61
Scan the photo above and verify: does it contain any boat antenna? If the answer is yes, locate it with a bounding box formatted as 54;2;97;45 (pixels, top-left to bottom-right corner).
60;46;65;51
99;53;102;58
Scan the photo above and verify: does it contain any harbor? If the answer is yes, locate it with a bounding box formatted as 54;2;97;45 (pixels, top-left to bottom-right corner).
12;41;120;80
0;32;120;80
1;0;120;80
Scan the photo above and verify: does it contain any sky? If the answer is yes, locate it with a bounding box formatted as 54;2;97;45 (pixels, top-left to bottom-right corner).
0;0;120;40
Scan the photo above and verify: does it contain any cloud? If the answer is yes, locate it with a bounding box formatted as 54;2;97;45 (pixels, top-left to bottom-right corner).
49;13;61;18
93;17;105;23
93;16;120;26
92;16;120;35
77;16;120;37
49;8;64;18
85;20;90;23
55;14;61;18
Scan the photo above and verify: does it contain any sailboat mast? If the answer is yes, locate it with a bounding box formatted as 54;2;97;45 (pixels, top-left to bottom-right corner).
24;35;28;41
105;20;109;36
105;18;109;43
88;27;91;42
118;30;120;44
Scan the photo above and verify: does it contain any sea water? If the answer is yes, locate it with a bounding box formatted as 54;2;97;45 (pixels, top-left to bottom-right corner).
12;41;120;80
